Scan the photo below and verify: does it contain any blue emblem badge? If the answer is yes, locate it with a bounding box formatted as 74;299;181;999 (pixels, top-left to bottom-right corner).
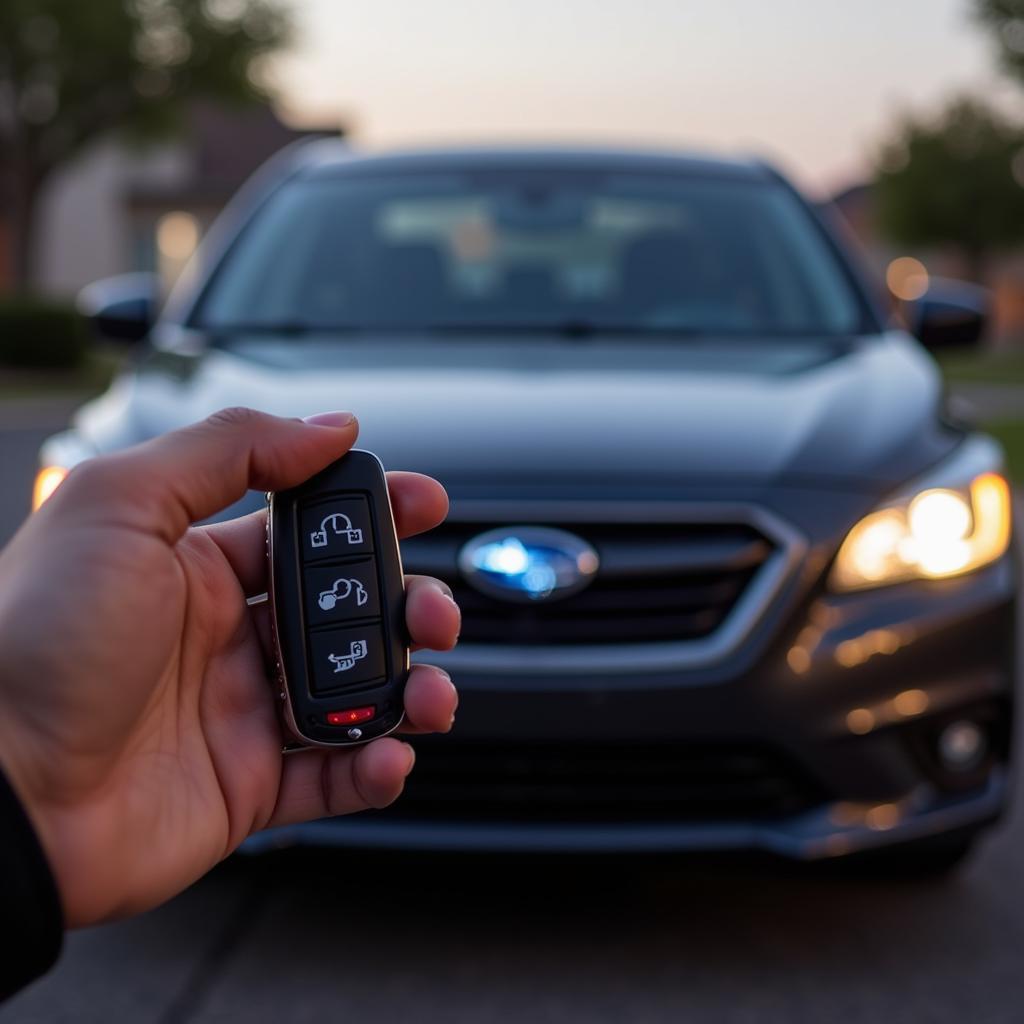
458;526;600;602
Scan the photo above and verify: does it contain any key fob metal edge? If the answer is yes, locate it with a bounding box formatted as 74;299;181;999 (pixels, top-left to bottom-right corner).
268;449;409;748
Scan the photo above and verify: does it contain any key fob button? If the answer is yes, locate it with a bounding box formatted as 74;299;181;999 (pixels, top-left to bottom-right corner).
301;497;374;562
304;560;381;626
308;625;387;694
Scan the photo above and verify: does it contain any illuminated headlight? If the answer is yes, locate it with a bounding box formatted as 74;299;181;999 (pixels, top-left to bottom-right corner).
32;466;69;511
830;439;1012;592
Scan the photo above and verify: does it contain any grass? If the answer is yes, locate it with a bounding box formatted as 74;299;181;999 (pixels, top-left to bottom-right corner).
0;346;123;400
933;347;1024;481
981;418;1024;485
936;346;1024;386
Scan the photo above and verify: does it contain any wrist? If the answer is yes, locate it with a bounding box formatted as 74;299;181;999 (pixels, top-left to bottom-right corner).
0;757;64;993
0;723;69;923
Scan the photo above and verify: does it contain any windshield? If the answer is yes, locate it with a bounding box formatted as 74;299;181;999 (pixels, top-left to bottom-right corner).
195;168;866;336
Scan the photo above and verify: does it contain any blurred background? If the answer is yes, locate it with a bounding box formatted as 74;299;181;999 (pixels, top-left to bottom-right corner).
5;1;1024;1021
6;1;1024;467
5;0;1024;310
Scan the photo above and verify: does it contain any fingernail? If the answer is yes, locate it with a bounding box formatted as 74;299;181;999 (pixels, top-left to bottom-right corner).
441;672;458;723
445;674;459;709
303;411;355;427
402;743;416;775
431;579;455;600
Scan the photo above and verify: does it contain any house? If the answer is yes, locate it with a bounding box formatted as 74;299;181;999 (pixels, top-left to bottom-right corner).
2;101;341;297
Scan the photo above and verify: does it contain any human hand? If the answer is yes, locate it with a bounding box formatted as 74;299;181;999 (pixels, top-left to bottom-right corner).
0;408;460;926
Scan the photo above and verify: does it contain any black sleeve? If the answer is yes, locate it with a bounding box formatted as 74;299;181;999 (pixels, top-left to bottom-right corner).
0;767;63;1001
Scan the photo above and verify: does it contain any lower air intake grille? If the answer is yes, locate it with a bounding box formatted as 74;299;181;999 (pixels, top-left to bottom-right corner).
373;740;826;823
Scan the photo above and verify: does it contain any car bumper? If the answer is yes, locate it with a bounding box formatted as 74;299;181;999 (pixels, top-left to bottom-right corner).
244;554;1018;859
243;769;1007;858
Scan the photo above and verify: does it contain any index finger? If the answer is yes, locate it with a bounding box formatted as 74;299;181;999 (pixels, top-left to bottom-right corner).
55;408;359;545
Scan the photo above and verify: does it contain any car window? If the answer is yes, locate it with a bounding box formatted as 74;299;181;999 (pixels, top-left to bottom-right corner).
195;170;865;336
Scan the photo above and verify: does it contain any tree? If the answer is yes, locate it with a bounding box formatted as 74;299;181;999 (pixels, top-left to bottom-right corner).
873;96;1024;279
976;0;1024;88
0;0;292;290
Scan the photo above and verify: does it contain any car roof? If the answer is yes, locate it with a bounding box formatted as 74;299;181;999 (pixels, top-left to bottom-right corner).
293;140;774;183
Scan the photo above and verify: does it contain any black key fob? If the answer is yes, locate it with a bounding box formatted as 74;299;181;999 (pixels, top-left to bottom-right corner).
268;450;408;747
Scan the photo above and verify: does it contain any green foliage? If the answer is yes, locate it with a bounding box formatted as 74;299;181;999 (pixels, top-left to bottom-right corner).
0;0;293;285
976;0;1024;88
873;96;1024;267
0;0;293;156
0;297;88;368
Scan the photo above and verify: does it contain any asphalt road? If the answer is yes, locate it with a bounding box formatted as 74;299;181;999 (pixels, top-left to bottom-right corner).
3;396;1024;1024
0;398;81;545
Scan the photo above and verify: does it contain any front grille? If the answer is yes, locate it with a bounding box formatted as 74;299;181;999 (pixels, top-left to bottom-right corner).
401;520;774;646
373;740;825;823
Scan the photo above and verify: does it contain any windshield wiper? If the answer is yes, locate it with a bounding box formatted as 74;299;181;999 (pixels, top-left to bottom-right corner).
201;320;842;342
416;321;707;339
203;321;371;335
201;320;709;340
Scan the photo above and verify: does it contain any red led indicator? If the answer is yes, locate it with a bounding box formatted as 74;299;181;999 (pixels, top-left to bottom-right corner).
326;706;375;726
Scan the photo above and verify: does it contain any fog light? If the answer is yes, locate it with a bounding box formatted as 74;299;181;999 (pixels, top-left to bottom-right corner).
937;720;987;772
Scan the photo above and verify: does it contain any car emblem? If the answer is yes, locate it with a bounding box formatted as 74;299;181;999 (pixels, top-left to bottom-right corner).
458;526;600;602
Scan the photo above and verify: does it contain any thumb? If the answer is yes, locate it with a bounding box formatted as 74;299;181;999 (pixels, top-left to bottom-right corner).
54;408;359;544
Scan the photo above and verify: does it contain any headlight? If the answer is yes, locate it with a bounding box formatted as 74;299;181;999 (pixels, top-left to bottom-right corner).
830;440;1012;592
32;466;68;511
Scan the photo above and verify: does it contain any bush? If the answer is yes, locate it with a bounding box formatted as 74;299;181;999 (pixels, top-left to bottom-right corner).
0;297;88;369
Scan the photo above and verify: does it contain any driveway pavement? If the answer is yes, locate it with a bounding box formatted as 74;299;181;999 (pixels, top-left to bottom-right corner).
0;398;81;544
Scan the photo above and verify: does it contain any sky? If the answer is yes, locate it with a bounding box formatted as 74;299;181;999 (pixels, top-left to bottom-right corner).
271;0;1013;197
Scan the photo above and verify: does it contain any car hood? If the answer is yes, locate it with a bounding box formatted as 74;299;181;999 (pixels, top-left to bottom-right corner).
76;332;955;494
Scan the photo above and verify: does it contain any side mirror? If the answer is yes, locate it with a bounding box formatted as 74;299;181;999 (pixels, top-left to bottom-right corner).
908;277;989;350
76;273;160;344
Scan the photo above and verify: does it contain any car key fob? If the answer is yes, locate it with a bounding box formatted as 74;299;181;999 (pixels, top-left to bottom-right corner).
268;449;408;747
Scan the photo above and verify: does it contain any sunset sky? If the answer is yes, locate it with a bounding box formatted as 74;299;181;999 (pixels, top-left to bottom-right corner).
272;0;1012;196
